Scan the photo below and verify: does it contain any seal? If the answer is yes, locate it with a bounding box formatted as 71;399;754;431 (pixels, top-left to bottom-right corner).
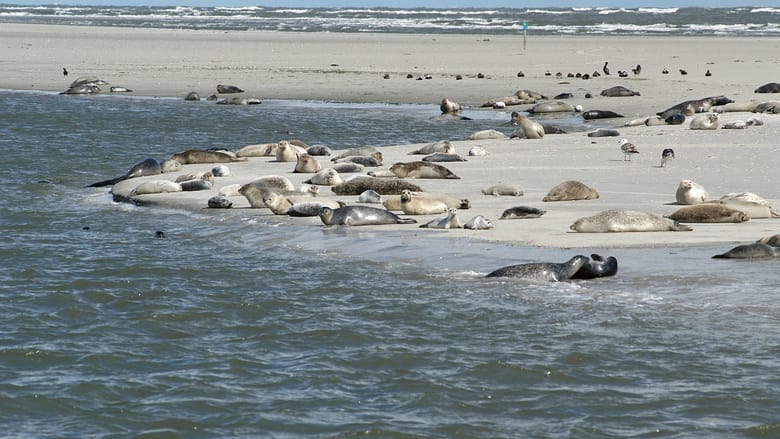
306;145;332;156
485;255;590;282
722;120;747;129
400;190;448;215
171;149;246;165
248;175;296;191
570;210;693;232
288;200;346;217
303;168;343;186
619;138;639;161
710;192;780;218
600;86;640;97
331;176;423;195
175;171;214;184
675;180;708;205
293;153;322;173
319;205;417;226
755;82;780;94
184;91;200;101
263;192;295;215
383;191;469;211
499;206;546;219
160;159;182;173
527;101;575;113
389;162;460;179
468;146;487;156
275;141;301;162
236;143;278;158
463;215;494;230
409;140;454;155
753;101;780;114
481;183;523;196
689;113;719;130
130;180;182;196
422;153;467;162
419;208;463;229
587;129;621;138
569;254;619;280
207;195;233;209
216;84;244;94
665;204;750;223
542;180;599;202
88;157;161;187
712;243;779;259
358;189;382;204
660;149;675;167
331;162;364;173
334;156;382;167
330;146;383;162
657;96;733;119
758;234;780;246
467;130;507;140
511;115;545;139
211;165;230;177
582;110;623;120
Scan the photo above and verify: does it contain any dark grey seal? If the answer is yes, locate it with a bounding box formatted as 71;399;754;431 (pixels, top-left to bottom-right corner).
216;84;244;94
712;243;779;259
582;110;623;120
485;255;590;282
319;205;417;226
657;96;733;119
499;206;547;219
569;254;619;279
87;158;161;187
207;195;233;208
755;82;780;94
587;129;620;137
184;91;201;101
600;86;640;97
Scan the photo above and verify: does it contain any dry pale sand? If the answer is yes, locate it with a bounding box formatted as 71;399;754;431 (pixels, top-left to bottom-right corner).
4;24;779;248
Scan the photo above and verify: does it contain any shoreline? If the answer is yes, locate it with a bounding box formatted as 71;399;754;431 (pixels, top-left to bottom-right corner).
3;23;778;249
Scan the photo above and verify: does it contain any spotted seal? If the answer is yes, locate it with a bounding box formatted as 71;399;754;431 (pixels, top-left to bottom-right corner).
409;140;454;155
207;195;233;208
419;208;463;229
400;189;448;215
485;255;590;282
175;171;214;184
319;205;417;226
463;215;494;230
754;82;780;94
383;191;469;211
569;254;619;280
303;168;343;186
389;162;460;179
527;101;575;114
758;234;780;246
689;113;719;130
582;110;623;120
467;129;506;140
600;86;640;97
499;206;546;219
570;210;693;232
171;149;246;165
330;146;383;162
88;158;162;187
665;204;749;223
511;115;545;139
712;243;779;259
287;200;346;217
236;143;278;158
422;153;467;162
216;84;244;93
711;192;780;218
293;153;322;173
130;180;182;196
542;180;599;202
331;177;423;195
675;180;709;205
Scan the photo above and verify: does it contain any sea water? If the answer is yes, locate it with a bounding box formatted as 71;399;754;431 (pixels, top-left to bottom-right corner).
0;90;779;437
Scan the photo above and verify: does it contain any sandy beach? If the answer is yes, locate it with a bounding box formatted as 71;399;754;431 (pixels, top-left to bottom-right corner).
3;24;778;249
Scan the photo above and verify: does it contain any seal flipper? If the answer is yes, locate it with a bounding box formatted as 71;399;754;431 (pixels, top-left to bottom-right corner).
87;175;126;187
396;218;418;224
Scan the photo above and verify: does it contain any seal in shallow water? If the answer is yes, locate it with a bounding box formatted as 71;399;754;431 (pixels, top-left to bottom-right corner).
712;243;779;259
511;114;545;139
318;205;417;226
569;254;619;280
485;255;590;282
88;158;161;187
570;210;693;232
499;206;546;219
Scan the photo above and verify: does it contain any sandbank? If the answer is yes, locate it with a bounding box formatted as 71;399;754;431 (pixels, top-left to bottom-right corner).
3;24;778;249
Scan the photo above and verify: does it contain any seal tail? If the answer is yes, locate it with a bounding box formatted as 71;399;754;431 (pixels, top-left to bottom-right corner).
397;218;418;224
87;175;126;187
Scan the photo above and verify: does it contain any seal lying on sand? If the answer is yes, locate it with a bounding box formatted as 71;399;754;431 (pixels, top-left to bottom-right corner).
569;254;619;280
171;149;246;165
755;82;780;94
319;205;417;226
711;192;780;218
665;204;750;223
543;180;599;202
88;158;161;187
419;208;463;229
712;243;779;259
600;86;640;97
485;255;590;282
570;210;693;232
389;162;460;179
675;180;709;205
331;176;423;195
499;206;546;219
409;140;454;155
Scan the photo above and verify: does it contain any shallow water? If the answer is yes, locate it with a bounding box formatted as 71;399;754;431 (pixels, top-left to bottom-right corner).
1;90;779;438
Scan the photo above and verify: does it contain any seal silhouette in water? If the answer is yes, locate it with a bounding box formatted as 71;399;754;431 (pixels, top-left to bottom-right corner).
88;158;161;187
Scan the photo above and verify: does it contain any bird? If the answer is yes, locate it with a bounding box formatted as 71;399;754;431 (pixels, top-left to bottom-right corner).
662;68;669;74
603;61;610;75
660;148;675;167
618;70;629;78
632;64;642;75
62;67;68;77
619;138;640;161
705;69;712;77
679;69;688;75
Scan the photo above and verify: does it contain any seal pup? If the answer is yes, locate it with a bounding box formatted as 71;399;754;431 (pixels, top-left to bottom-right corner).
500;206;546;219
485;255;590;282
543;180;599;202
237;143;278;158
713;243;779;259
330;177;423;195
216;84;243;94
263;192;294;215
409;140;454;155
160;159;182;173
293;153;322;173
440;98;461;114
248;175;296;191
689;113;719;130
422;153;466;162
207;195;233;209
330;146;382;162
331;162;364;173
464;215;493;230
665;204;750;223
468;146;487;156
755;82;780;94
88;158;161;187
358;189;382;204
512;115;545;139
303;168;342;186
482;184;523;197
587;129;620;138
619;138;639;161
319;206;417;226
467;129;506;140
582;110;624;120
570;210;693;232
389;162;460;179
419;208;463;229
675;180;708;205
569;254;619;280
400;189;448;215
275;141;300;162
712;192;780;218
660;149;675;167
130;180;182;196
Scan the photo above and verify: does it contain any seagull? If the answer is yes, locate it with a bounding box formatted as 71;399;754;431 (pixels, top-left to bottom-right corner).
619;138;640;161
62;67;68;77
679;69;688;75
660;148;675;167
632;64;642;75
603;61;610;75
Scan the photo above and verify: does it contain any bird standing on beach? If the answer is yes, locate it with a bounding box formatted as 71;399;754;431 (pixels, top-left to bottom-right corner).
632;64;642;75
62;67;68;77
603;61;610;75
660;148;675;167
619;138;639;161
